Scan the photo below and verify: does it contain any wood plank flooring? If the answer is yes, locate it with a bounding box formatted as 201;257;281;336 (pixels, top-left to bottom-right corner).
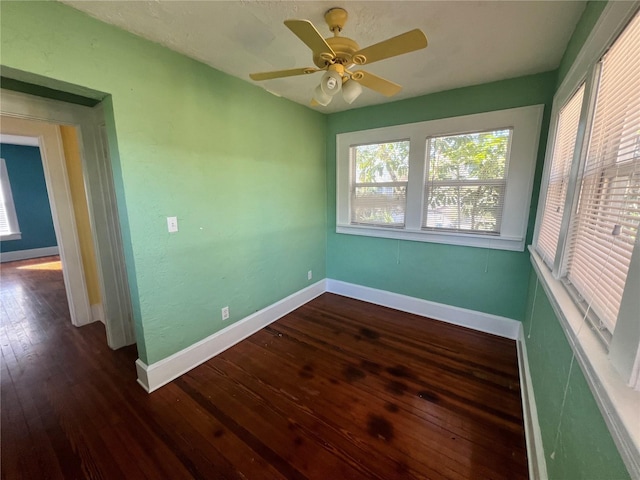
1;256;528;479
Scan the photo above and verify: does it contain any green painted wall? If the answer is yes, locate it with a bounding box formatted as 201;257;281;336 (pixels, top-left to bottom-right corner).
0;1;327;364
326;72;557;320
524;2;630;477
557;1;608;87
522;270;629;479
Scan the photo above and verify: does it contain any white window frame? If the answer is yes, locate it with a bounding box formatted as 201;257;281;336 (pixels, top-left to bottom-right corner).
0;157;21;241
532;2;640;476
336;105;544;251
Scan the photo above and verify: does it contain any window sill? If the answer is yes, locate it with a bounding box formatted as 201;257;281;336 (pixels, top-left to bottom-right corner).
0;233;22;241
336;224;524;251
529;246;640;476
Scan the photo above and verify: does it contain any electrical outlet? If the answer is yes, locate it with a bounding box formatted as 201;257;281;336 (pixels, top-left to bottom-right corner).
308;270;313;280
221;306;229;321
167;216;178;233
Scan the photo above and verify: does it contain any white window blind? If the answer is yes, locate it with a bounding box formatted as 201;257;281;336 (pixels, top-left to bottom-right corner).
0;158;20;238
350;140;409;227
565;11;640;332
0;193;10;235
537;84;586;266
423;129;512;234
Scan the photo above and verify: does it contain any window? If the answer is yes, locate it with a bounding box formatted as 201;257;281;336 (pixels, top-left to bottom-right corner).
535;7;640;337
532;4;640;475
0;158;21;241
424;129;511;234
536;84;585;266
351;140;409;227
336;105;543;251
565;12;640;334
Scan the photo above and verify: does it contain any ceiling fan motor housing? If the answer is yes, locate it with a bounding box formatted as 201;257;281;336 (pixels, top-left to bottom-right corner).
313;36;360;68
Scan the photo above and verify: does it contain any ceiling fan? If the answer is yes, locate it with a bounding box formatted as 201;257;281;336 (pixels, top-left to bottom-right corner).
249;7;428;107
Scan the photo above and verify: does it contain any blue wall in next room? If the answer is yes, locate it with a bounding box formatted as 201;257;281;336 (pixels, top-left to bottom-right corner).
0;143;57;253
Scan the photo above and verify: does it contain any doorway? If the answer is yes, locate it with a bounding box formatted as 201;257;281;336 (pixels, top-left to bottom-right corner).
0;89;135;350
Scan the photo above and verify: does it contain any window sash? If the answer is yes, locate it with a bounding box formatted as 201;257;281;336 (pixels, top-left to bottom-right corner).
563;11;640;333
423;180;506;234
536;84;586;267
350;140;410;227
350;181;408;227
422;129;512;235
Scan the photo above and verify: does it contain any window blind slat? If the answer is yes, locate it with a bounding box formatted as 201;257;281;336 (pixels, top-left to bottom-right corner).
423;129;511;234
565;11;640;332
536;84;586;265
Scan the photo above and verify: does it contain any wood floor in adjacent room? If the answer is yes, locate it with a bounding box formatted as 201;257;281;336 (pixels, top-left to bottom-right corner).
1;256;528;480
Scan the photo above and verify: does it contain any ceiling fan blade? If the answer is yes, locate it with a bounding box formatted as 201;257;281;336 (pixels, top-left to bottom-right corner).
352;29;427;65
351;70;402;97
284;19;336;58
250;67;320;81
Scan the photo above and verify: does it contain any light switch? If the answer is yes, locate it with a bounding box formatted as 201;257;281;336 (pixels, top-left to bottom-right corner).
167;216;178;233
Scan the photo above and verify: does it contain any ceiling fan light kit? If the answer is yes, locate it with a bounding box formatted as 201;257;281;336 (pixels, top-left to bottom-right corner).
320;67;343;96
342;79;363;104
249;7;428;108
313;85;332;106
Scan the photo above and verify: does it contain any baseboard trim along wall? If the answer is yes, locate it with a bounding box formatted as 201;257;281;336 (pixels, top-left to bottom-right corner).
135;277;544;477
136;279;327;393
0;246;59;263
326;279;521;340
138;277;523;392
517;327;549;480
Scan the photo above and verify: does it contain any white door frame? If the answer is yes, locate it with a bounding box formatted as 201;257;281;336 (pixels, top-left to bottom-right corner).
1;89;136;349
1;116;92;327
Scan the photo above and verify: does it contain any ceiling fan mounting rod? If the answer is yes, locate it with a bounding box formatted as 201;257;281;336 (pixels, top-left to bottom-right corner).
325;7;348;35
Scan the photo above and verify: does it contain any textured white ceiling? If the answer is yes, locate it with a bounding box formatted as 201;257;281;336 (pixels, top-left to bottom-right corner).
61;1;586;113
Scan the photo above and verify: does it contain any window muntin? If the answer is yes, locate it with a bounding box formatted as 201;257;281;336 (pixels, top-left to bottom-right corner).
350;140;409;227
423;129;512;234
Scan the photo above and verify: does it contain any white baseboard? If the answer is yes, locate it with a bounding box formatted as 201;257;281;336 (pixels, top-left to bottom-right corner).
91;304;105;324
326;279;521;340
136;278;522;394
517;327;548;480
136;279;327;393
0;246;59;263
134;276;545;478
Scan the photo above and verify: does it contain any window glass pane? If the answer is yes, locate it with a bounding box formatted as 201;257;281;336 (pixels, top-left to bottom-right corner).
536;84;585;266
423;129;512;234
350;141;409;227
565;11;640;332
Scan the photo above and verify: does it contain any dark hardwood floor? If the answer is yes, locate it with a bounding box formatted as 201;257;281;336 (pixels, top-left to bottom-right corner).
1;256;528;479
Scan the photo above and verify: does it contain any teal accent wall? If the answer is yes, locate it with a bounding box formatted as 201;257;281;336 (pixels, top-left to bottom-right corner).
522;270;629;479
0;1;327;364
326;72;557;321
0;143;57;253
